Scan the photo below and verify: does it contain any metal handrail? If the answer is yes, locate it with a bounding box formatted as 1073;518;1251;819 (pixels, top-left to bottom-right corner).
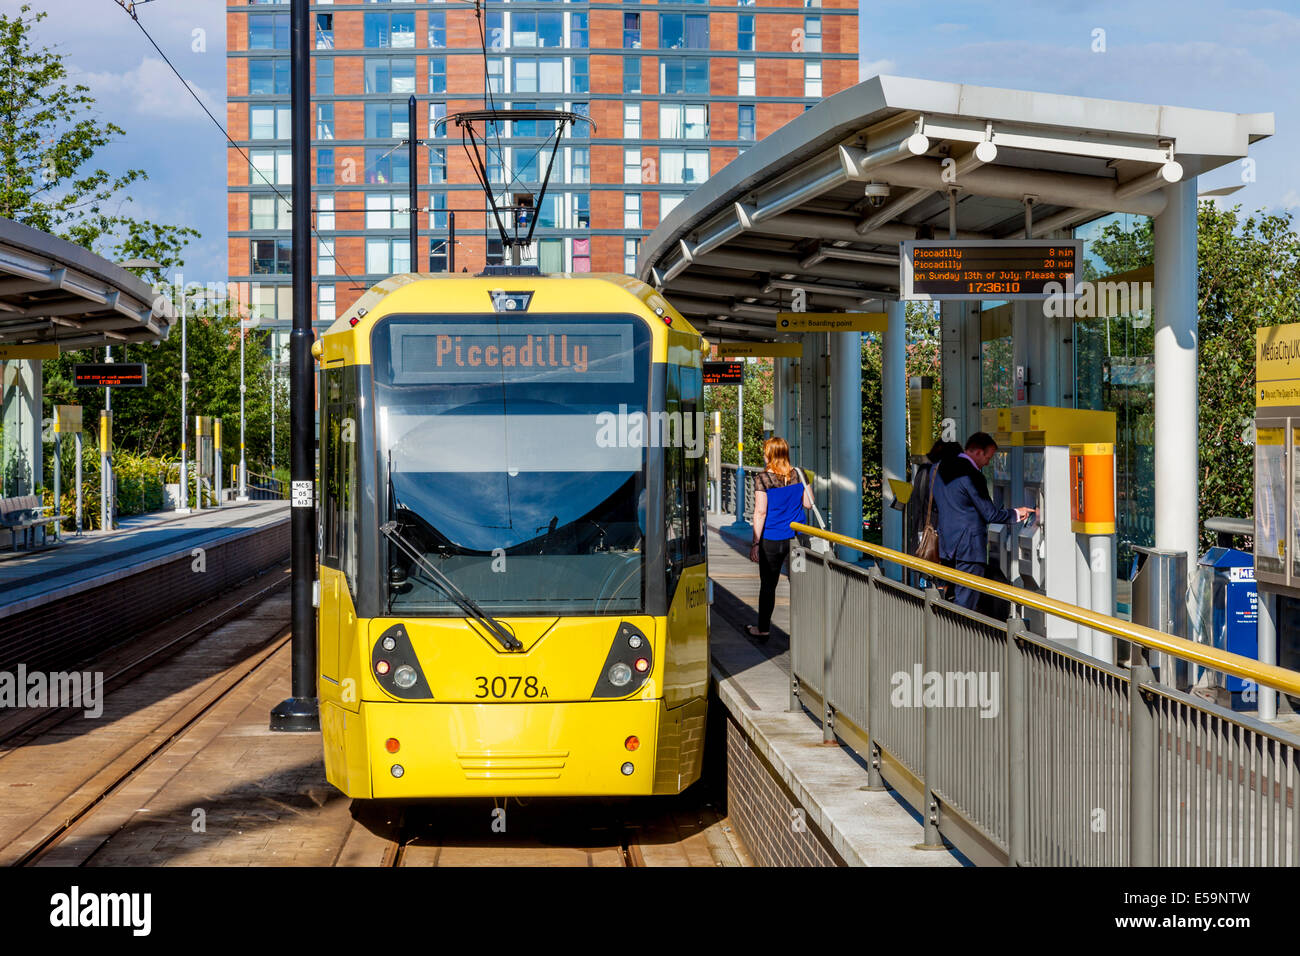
791;521;1300;699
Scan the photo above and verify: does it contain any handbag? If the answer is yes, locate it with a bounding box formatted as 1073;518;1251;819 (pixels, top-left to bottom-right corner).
913;468;940;563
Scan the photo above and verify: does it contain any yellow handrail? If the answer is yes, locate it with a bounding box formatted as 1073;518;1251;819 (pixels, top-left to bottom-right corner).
790;521;1300;699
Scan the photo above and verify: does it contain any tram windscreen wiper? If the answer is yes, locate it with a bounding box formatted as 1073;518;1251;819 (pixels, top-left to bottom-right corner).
380;520;524;652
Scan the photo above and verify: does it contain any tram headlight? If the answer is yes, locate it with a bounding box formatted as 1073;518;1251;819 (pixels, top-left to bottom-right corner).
621;762;635;776
608;662;633;687
393;665;418;689
627;634;643;649
381;636;397;651
375;660;391;676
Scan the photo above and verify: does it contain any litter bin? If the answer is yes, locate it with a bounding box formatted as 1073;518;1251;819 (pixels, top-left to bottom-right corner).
1130;545;1188;689
1197;548;1258;708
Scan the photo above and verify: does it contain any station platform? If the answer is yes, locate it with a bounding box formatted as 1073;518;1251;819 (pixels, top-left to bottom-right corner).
705;513;962;867
0;500;290;675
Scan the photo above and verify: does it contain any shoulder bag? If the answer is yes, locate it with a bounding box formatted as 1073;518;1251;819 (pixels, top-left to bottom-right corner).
913;467;940;563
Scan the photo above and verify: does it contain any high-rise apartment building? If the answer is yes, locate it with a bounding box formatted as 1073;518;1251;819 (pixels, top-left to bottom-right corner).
227;0;858;330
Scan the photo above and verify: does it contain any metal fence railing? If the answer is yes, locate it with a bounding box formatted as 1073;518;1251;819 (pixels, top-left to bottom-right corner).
786;522;1300;867
717;463;763;519
243;471;288;500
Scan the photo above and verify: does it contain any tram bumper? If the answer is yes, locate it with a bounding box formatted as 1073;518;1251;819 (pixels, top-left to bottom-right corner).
345;698;667;798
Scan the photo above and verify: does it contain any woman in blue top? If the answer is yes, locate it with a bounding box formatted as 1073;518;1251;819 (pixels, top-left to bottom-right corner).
746;436;813;641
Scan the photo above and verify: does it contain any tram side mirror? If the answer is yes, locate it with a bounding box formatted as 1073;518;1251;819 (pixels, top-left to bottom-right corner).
389;564;410;592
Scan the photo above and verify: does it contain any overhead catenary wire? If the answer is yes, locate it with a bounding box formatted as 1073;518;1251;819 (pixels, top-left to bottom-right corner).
112;0;367;292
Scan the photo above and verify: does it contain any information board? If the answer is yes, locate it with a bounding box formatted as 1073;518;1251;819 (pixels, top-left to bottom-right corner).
901;240;1083;301
703;361;744;386
74;364;147;387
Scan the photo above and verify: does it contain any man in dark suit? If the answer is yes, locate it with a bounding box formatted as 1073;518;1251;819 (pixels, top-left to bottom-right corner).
931;432;1034;610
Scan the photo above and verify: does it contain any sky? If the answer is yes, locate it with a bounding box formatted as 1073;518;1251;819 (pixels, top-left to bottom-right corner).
3;0;1297;282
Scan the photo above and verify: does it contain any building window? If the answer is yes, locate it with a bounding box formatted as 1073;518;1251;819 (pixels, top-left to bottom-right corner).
573;237;591;273
570;146;589;183
251;195;291;230
486;146;505;185
738;14;755;51
429;56;447;94
512;11;564;48
316;57;333;96
573;192;590;228
428;12;446;48
365;147;409;184
624;148;641;185
317;195;334;231
318;240;336;275
624;238;640;276
570;12;588;48
249;14;289;50
364;12;416;49
571;57;589;94
365;239;411;276
660;193;685;219
623;56;641;93
803;17;822;53
318;285;336;324
250;59;290;95
660;103;707;139
571;101;590;136
659;13;709;49
804;61;822;97
624;193;641;229
738;104;755;140
624;103;641;138
429;192;448;230
316;148;334;185
429;147;447;184
429;101;447;137
315;14;334;50
487;57;505;94
365;102;410;139
252;238;292;275
250;105;290;140
250;148;291;186
661;57;709;95
661;148;709;185
364;58;415;94
366;193;411;230
315;104;334;140
738;59;755;96
512;148;539;184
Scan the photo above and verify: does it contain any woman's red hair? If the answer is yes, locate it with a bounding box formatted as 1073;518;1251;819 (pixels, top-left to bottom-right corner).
763;436;795;483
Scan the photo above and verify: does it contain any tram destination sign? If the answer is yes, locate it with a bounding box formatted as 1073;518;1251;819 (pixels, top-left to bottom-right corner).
74;363;147;388
703;361;744;386
901;239;1083;301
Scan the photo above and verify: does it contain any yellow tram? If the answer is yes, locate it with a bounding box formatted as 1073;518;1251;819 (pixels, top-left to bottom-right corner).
315;273;710;798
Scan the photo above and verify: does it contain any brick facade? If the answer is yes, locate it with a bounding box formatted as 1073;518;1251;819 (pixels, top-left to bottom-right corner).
227;1;859;329
725;711;844;866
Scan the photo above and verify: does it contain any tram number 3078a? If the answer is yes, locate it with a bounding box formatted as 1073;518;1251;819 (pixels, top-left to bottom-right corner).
474;676;550;699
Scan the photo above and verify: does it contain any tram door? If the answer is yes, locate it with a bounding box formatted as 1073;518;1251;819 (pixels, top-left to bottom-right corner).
321;370;359;683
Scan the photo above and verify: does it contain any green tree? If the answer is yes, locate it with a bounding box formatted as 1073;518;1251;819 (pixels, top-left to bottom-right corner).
706;359;772;469
42;289;285;477
0;5;197;261
1086;203;1300;550
861;303;945;539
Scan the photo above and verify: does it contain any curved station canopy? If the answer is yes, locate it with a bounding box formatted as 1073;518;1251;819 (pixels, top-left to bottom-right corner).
0;216;177;350
638;74;1273;341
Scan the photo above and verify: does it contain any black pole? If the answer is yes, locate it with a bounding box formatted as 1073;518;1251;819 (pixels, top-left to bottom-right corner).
271;0;320;732
408;94;418;270
448;211;456;273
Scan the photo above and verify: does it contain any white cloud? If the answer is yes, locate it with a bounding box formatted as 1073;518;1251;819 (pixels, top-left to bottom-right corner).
859;57;898;81
77;56;221;125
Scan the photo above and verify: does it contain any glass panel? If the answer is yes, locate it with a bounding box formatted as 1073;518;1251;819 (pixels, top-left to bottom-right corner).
373;315;651;615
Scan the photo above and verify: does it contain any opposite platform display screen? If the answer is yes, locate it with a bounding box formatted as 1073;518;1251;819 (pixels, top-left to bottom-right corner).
901;240;1083;301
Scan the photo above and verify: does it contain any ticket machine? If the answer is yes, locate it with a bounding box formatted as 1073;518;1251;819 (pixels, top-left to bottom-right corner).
985;406;1116;651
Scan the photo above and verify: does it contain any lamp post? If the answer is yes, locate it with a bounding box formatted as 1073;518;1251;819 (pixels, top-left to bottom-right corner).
237;313;251;501
177;276;191;513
